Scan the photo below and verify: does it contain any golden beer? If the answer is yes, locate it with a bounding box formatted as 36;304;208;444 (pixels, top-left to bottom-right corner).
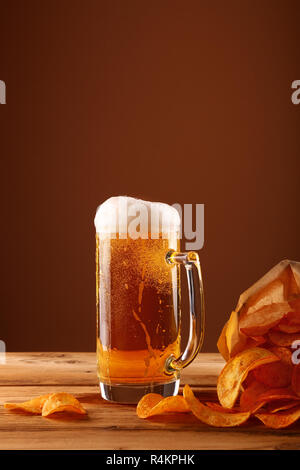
96;234;181;388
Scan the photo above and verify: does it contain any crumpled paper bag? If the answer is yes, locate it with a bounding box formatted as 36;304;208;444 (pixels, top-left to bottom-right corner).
217;259;300;361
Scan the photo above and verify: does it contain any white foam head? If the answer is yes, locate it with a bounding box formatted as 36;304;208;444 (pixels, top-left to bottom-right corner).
94;196;180;238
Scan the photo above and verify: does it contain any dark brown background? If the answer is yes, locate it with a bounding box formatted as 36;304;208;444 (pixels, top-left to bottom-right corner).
0;0;299;352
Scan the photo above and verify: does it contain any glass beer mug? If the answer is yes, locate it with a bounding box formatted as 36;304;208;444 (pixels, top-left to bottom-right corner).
94;197;205;403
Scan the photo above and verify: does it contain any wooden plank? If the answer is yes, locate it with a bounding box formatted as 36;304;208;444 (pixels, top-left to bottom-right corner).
1;428;300;450
0;352;97;386
1;353;300;450
1;385;300;450
0;352;224;387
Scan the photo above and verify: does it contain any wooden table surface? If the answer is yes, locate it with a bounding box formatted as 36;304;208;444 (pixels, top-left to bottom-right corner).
1;352;300;450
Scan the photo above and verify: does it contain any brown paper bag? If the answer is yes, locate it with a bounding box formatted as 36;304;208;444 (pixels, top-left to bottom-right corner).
217;260;300;360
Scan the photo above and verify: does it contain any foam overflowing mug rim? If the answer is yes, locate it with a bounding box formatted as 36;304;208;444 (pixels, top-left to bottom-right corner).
94;196;181;238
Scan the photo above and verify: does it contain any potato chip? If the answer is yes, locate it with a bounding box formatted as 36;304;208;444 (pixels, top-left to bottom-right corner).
285;311;300;326
215;261;300;429
289;298;300;316
205;402;239;413
241;384;299;414
242;335;267;352
218;262;300;359
183;385;250;427
256;387;299;403
250;336;266;345
136;393;162;418
255;405;300;429
4;394;51;414
268;330;300;347
281;266;300;300
239;303;291;336
224;314;266;358
252;388;300;415
226;311;248;357
253;359;292;388
217;347;279;409
271;346;293;363
239;380;269;413
266;400;299;414
254;346;293;387
217;321;230;361
219;312;266;360
242;369;257;389
41;392;86;417
136;394;189;418
277;320;300;334
244;279;285;315
292;364;300;396
240;280;285;317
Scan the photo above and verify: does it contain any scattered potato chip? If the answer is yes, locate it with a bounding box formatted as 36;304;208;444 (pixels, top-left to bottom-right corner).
217;347;279;409
239;303;291;336
268;330;300;347
4;394;51;414
136;393;162;418
136;393;189;418
183;385;250;427
255;405;300;429
42;393;86;417
205;402;238;413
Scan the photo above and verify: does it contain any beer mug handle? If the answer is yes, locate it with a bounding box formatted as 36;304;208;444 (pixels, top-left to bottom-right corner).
165;251;205;373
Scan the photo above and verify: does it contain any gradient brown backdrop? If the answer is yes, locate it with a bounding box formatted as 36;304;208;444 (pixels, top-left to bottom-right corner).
0;0;299;352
